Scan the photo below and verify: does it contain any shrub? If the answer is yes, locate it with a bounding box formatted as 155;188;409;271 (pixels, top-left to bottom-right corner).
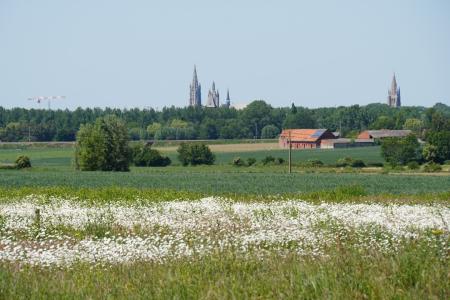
305;159;324;167
351;159;366;168
276;157;285;165
15;155;31;169
392;165;405;171
367;162;384;167
262;156;275;165
261;155;276;165
132;143;171;167
407;161;420;170
247;158;257;166
423;162;442;173
444;160;450;165
336;157;365;168
336;157;354;167
177;143;215;166
75;115;131;171
232;157;246;167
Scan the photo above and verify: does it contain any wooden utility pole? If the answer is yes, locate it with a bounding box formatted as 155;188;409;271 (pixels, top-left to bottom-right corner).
288;131;292;173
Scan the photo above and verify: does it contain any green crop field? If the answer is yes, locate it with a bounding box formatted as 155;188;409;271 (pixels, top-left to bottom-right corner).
201;146;384;165
1;167;450;195
0;144;383;167
0;145;448;195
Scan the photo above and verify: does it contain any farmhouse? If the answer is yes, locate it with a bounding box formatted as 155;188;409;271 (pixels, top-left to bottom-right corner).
279;129;336;149
357;130;411;139
320;138;375;149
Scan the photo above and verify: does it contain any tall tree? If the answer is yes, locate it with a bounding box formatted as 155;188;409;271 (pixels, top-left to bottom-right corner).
75;115;131;171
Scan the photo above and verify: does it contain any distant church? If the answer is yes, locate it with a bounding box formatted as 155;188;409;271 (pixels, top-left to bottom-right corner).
189;66;230;108
206;82;220;107
189;66;202;107
387;74;401;107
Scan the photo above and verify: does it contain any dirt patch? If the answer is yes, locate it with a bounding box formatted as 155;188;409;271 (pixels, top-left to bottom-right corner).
155;142;280;153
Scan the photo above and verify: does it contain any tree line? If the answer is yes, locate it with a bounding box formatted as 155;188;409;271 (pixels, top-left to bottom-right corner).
73;112;449;172
0;101;449;142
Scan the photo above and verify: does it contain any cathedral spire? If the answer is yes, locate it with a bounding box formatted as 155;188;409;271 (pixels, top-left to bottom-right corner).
225;89;231;108
390;73;397;95
189;65;201;107
192;65;198;85
207;81;220;107
387;73;401;108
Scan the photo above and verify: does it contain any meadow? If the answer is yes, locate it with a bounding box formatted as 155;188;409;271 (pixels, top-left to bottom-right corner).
0;143;449;299
0;193;448;298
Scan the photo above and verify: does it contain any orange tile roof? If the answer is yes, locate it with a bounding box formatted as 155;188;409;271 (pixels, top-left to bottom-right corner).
279;129;329;142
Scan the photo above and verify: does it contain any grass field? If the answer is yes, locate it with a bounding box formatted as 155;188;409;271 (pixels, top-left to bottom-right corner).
1;167;450;195
0;143;449;299
0;143;383;167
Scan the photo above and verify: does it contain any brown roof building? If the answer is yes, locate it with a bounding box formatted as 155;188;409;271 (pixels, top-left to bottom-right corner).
279;129;336;149
357;130;412;139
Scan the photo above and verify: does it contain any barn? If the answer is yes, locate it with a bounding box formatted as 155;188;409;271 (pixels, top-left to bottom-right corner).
357;130;412;139
279;129;336;149
320;138;375;149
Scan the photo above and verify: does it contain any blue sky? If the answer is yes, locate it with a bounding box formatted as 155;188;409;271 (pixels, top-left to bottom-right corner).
0;0;449;110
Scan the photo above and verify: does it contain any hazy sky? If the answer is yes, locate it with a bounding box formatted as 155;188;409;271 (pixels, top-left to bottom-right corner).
1;0;449;110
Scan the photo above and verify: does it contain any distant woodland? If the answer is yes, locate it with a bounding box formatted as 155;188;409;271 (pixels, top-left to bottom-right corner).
0;101;449;142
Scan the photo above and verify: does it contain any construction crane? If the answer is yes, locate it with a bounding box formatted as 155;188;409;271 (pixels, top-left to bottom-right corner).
28;96;66;110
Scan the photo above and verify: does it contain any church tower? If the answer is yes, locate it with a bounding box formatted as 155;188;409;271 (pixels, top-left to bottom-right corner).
225;89;231;108
189;66;202;107
207;81;220;107
387;73;401;107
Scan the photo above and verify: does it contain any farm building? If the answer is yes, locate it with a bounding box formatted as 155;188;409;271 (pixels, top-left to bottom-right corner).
320;138;375;149
357;130;411;139
279;129;336;149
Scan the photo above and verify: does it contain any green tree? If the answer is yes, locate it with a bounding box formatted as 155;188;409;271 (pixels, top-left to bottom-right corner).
75;115;131;171
403;118;424;135
132;143;171;167
15;155;31;169
147;123;162;139
198;118;218;139
177;143;215;166
261;124;280;139
75;123;107;171
422;144;438;163
370;116;395;130
283;108;316;129
290;103;297;114
423;131;450;163
170;119;189;128
422;109;450;163
128;127;142;141
381;134;421;166
241;100;273;138
219;120;252;139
